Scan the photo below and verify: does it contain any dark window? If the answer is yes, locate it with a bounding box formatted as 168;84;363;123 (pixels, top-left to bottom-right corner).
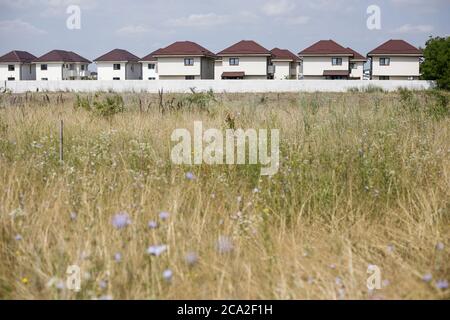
113;77;120;80
8;65;15;71
332;58;342;66
185;76;195;80
41;64;48;71
148;77;156;80
69;64;75;70
41;78;48;80
113;64;121;70
379;76;390;80
229;58;239;66
184;58;194;66
29;65;32;73
81;65;85;71
379;58;390;66
7;77;15;81
350;63;356;69
148;64;156;70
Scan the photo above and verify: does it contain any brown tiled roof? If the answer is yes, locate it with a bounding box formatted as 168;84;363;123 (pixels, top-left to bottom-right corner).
34;50;91;63
367;40;422;56
152;41;216;58
346;47;367;61
299;40;352;56
218;40;271;56
141;49;161;62
94;49;140;62
222;72;245;78
270;48;300;61
0;50;37;63
323;70;349;76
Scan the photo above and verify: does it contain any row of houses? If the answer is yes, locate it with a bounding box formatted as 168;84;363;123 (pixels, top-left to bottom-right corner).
0;39;423;82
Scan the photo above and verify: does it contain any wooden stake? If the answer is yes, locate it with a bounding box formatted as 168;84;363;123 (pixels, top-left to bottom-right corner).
59;119;64;163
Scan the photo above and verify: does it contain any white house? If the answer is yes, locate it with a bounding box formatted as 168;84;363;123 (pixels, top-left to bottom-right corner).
140;50;159;80
270;48;300;80
94;49;142;80
346;47;367;80
215;40;271;80
299;40;358;80
148;41;215;80
34;50;91;80
0;51;36;81
368;40;422;80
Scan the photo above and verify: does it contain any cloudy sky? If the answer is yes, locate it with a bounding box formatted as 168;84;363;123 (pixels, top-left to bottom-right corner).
0;0;449;62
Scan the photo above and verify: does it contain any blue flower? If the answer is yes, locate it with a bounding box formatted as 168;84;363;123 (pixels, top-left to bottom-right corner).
422;274;433;283
185;252;199;266
185;172;195;180
148;220;158;229
159;211;170;221
114;252;122;263
436;242;444;251
147;245;168;256
436;280;448;290
14;234;23;241
112;212;131;229
217;236;233;254
70;212;77;221
162;269;173;282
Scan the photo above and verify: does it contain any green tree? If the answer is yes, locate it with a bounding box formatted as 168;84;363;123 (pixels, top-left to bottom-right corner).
421;36;450;90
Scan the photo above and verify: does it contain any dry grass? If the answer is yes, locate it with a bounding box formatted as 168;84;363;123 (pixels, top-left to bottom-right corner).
0;90;449;300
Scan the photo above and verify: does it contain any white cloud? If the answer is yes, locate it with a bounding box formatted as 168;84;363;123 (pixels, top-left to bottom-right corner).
0;19;47;35
392;24;434;34
261;0;296;16
116;25;154;36
285;16;310;25
166;13;231;27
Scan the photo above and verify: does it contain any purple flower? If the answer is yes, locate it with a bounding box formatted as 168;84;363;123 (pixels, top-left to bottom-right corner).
185;172;195;180
436;280;448;290
162;269;173;282
185;252;199;266
112;212;131;229
99;280;108;289
70;212;77;221
436;242;444;251
217;236;233;254
159;211;170;221
387;244;395;254
114;252;122;263
56;280;65;290
422;274;433;283
147;245;168;256
148;220;158;229
14;234;23;241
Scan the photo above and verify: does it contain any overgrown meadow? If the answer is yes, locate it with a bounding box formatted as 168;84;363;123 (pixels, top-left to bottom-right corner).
0;89;449;299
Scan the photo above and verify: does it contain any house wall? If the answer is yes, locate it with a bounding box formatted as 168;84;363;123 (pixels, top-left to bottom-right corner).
0;63;21;80
349;61;364;79
97;62;126;80
272;61;297;80
371;56;420;78
36;63;63;80
157;57;201;77
216;56;268;80
142;62;159;80
302;56;350;77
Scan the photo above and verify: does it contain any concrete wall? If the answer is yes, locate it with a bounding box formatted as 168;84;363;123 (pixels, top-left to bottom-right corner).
302;56;350;77
142;62;159;80
216;56;268;79
2;80;435;94
371;56;420;78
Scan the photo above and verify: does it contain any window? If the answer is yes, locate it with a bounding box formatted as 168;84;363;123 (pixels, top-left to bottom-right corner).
379;76;390;80
148;64;156;70
8;65;15;71
229;58;239;66
113;77;120;80
81;65;85;71
41;64;48;71
379;58;390;66
113;64;121;70
41;78;48;80
332;58;342;66
148;77;156;80
29;65;32;73
7;77;15;81
184;58;194;66
350;63;356;70
185;76;195;80
69;64;75;70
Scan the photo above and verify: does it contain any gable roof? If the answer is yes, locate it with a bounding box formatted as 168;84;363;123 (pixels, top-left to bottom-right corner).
0;50;37;63
94;49;140;62
34;50;91;63
367;40;422;56
218;40;271;56
271;48;300;61
141;49;161;62
152;41;216;58
346;47;367;61
299;40;352;56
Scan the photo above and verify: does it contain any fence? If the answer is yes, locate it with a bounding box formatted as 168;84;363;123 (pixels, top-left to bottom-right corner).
2;80;436;94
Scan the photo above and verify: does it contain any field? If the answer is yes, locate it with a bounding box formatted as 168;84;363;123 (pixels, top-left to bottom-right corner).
0;89;449;300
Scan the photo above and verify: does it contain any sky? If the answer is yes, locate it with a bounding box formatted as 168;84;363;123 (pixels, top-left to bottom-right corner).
0;0;449;64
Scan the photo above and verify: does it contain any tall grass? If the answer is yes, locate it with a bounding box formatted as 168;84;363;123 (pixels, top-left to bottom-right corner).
0;90;449;300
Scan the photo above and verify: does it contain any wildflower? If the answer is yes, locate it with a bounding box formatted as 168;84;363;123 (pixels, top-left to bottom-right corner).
185;252;198;266
114;252;122;263
335;277;343;287
185;172;195;180
387;244;395;254
162;269;173;282
216;236;233;254
21;277;29;285
382;280;390;287
147;245;168;257
14;234;23;241
148;220;158;229
253;188;260;194
329;264;337;270
99;280;108;289
237;196;242;203
436;242;444;251
70;212;77;221
436;280;448;290
159;211;170;221
111;212;131;229
56;280;65;290
422;274;433;283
